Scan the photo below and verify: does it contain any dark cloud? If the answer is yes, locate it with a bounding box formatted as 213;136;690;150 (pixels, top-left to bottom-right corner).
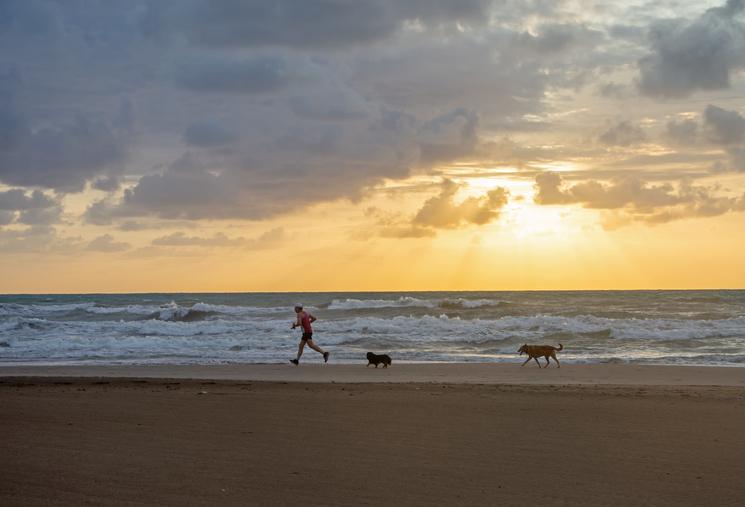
16;206;62;226
0;109;128;192
534;171;745;224
638;0;745;98
0;188;56;210
351;31;550;118
288;86;371;121
703;104;745;144
175;55;292;94
1;0;610;226
598;120;646;146
91;175;122;192
183;121;237;147
84;106;494;223
185;0;492;49
0;188;61;226
86;234;130;253
417;108;479;165
4;0;743;236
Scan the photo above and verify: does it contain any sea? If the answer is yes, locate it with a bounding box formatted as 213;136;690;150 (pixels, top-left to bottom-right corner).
1;291;745;366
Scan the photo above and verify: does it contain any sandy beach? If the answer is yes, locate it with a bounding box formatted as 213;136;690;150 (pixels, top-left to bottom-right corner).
2;364;745;506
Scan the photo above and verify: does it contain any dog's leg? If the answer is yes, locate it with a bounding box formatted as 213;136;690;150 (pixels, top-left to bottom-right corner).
533;356;542;368
375;364;378;368
545;356;550;367
553;353;560;368
521;357;531;366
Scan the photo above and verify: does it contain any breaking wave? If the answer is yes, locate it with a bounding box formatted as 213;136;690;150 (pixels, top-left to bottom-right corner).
3;291;745;365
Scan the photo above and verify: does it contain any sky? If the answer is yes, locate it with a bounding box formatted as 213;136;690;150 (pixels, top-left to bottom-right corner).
1;0;745;292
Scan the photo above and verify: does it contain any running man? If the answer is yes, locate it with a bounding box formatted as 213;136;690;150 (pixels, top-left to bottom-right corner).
290;304;329;365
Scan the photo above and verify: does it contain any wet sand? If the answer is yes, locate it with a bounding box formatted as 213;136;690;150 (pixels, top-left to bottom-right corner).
2;362;745;386
2;368;745;506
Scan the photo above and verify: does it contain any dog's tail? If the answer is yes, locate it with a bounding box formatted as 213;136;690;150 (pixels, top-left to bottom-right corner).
556;343;563;351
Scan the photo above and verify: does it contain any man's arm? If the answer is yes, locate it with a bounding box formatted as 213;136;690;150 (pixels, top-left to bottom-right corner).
309;314;317;323
291;313;302;329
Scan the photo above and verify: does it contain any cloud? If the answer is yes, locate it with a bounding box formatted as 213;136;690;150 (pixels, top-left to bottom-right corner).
412;179;509;229
417;108;479;165
84;105;493;223
598;120;646;146
0;226;82;254
6;0;744;239
184;0;492;49
598;82;632;99
151;227;285;249
378;225;437;239
666;118;699;145
703;104;745;144
534;171;745;224
0;188;61;226
91;175;122;192
0;188;56;210
1;0;614;227
288;85;371;121
516;23;604;54
638;0;745;98
0;109;129;192
183;121;237;147
86;234;130;253
0;210;14;226
727;147;745;171
174;55;291;94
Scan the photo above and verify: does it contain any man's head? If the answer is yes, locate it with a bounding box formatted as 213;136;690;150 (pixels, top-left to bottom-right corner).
294;304;303;313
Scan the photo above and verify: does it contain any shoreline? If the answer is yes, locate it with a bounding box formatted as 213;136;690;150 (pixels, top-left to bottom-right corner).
2;362;745;386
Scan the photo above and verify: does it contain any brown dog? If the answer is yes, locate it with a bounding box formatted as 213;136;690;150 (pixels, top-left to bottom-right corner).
518;343;563;368
366;352;392;368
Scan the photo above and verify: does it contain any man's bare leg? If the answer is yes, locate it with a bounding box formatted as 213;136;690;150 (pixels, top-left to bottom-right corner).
290;340;306;364
296;340;306;359
306;339;324;354
307;339;330;363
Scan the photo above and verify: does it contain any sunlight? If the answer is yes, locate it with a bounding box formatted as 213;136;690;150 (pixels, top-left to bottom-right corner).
457;174;584;242
502;200;574;240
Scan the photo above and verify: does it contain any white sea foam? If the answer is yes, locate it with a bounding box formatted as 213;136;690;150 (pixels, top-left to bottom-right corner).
439;297;507;308
328;296;506;310
84;304;156;315
328;296;437;309
0;302;96;316
3;292;745;366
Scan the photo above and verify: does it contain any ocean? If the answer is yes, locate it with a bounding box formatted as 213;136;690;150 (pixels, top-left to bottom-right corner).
1;291;745;366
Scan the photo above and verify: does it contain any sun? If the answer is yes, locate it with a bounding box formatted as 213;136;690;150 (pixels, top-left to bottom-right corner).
457;174;584;241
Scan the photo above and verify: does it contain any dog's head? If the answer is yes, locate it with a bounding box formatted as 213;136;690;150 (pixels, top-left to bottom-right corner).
518;344;528;355
366;352;376;361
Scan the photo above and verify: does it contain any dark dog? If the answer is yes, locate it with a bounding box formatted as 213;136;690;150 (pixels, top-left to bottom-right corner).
518;343;563;368
366;352;392;368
